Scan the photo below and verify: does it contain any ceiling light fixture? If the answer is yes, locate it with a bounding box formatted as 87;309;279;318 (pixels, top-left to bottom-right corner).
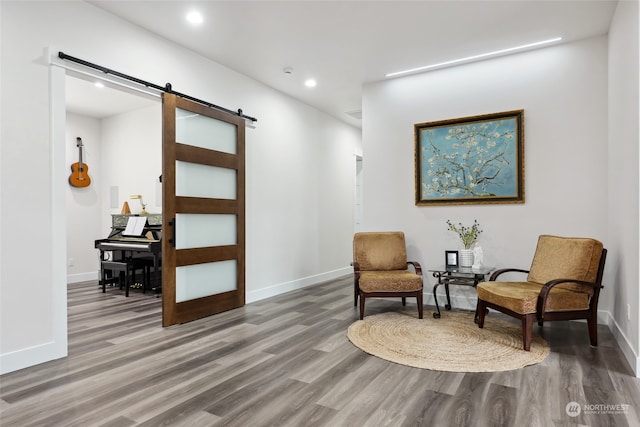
94;82;105;89
305;79;317;88
385;37;562;78
186;11;203;25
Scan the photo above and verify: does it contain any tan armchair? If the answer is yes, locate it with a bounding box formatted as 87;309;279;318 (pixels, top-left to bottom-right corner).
476;235;607;351
352;232;424;320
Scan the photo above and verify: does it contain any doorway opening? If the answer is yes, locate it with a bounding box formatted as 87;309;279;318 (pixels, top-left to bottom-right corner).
64;72;161;303
63;69;248;328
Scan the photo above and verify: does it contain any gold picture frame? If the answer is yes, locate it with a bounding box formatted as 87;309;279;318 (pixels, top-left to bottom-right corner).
415;110;524;206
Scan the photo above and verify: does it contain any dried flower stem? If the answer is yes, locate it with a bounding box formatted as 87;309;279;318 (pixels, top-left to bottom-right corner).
447;219;482;249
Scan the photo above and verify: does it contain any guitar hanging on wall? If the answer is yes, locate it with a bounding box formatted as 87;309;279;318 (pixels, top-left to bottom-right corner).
69;137;91;188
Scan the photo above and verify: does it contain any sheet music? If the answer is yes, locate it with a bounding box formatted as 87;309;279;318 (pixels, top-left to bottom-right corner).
124;216;147;236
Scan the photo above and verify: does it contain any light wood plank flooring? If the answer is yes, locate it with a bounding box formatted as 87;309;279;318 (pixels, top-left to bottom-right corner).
1;277;639;426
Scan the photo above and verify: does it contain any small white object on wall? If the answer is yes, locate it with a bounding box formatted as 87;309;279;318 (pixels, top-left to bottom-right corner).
110;186;119;209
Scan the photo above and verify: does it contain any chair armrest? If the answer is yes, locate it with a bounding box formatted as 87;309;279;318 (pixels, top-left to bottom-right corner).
406;261;422;276
537;278;598;319
489;268;529;281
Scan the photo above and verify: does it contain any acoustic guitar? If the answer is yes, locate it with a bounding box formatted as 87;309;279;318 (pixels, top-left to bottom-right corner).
69;137;91;188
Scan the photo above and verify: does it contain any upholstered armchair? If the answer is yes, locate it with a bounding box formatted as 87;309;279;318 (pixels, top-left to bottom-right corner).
352;232;424;320
476;235;607;351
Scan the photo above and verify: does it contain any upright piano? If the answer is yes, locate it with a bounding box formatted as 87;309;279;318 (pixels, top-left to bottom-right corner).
95;214;162;296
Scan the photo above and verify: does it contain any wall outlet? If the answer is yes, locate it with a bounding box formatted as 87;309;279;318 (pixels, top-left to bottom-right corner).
68;258;74;267
628;304;631;321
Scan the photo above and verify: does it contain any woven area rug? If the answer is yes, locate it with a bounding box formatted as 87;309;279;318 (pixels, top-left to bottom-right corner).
347;310;550;372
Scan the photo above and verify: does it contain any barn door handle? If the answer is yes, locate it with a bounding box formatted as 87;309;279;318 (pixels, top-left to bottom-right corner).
168;217;176;248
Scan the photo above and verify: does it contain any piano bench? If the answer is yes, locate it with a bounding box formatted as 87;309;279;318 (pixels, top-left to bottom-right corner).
101;260;148;297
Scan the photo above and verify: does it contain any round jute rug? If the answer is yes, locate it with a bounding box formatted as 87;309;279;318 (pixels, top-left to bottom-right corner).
347;310;550;372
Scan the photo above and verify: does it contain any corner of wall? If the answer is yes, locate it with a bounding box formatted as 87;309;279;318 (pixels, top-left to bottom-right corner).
607;310;640;377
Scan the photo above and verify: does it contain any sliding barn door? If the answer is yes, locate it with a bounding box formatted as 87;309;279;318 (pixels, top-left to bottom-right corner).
162;93;245;327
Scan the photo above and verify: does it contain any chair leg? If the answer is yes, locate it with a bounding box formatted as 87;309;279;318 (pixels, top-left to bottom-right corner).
354;282;359;306
522;314;534;351
359;293;366;320
587;317;598;346
401;297;406;306
477;299;486;328
417;292;423;319
473;301;480;324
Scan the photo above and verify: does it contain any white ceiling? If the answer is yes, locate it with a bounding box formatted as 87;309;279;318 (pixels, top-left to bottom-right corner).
71;1;617;126
65;76;159;118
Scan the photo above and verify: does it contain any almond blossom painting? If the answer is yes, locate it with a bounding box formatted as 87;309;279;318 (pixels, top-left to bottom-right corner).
415;110;524;205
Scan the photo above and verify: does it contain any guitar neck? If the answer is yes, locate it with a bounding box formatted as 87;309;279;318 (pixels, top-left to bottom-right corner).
77;137;84;169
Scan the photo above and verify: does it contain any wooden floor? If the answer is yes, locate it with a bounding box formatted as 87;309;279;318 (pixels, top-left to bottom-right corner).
1;277;639;427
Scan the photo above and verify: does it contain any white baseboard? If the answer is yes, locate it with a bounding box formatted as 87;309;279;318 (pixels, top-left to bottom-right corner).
0;340;67;375
8;272;638;378
67;271;98;284
424;291;612;325
606;311;640;377
423;290;479;313
246;266;352;304
429;292;638;378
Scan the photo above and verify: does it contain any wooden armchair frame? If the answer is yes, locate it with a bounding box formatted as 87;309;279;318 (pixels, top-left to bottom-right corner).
353;261;424;320
477;248;607;351
352;232;424;320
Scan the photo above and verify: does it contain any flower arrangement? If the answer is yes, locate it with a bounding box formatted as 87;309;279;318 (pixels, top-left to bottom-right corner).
446;219;482;249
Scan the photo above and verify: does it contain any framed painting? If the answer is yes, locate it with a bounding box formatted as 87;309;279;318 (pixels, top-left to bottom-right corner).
415;110;524;205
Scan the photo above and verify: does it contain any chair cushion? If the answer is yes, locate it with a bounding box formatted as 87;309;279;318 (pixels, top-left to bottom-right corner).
477;281;590;314
359;270;423;293
354;232;408;271
527;235;603;294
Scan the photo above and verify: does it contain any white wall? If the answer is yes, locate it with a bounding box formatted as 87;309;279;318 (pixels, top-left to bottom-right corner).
363;36;608;266
100;104;162;223
0;1;360;374
607;0;640;375
362;35;638;364
66;113;103;282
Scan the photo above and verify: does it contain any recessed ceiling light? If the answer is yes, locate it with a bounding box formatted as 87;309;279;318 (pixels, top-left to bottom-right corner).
305;79;317;88
186;11;203;25
386;37;562;78
94;82;104;88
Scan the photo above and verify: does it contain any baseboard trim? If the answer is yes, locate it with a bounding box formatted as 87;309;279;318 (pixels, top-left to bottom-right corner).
246;267;352;304
427;292;638;377
424;291;612;324
67;271;98;284
607;311;640;377
0;340;67;375
423;292;476;312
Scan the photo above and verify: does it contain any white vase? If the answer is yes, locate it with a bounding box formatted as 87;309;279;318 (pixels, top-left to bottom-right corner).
459;249;473;267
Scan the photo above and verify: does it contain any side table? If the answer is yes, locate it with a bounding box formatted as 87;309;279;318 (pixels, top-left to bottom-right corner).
429;266;494;320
